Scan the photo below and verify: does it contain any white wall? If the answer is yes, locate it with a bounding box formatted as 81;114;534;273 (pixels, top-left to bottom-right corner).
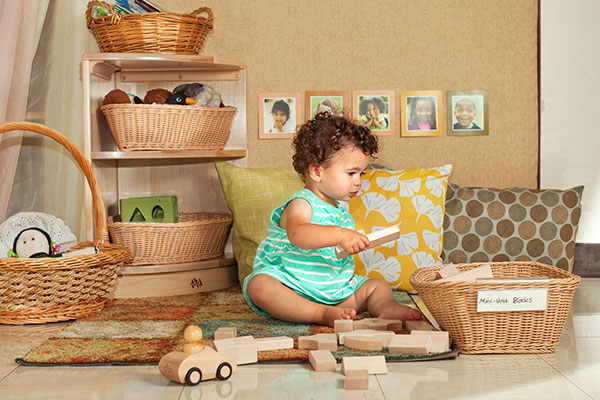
541;0;600;243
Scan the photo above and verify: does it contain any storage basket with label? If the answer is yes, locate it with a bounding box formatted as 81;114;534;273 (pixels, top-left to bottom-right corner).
86;1;213;54
410;261;580;354
101;104;238;151
107;212;232;266
0;122;131;325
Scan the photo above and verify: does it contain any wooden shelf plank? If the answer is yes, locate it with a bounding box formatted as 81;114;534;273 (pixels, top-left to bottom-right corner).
91;149;246;160
119;255;236;276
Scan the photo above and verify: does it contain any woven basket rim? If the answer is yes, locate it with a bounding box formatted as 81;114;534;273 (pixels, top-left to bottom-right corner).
107;212;233;227
101;104;237;111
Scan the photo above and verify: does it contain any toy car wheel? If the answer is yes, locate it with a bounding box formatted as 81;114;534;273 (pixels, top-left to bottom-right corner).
216;362;233;380
185;367;202;386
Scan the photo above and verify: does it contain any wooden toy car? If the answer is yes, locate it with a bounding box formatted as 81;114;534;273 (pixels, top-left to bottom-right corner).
158;346;238;385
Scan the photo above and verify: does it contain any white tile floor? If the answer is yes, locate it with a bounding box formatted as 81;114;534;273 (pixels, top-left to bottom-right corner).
1;278;599;400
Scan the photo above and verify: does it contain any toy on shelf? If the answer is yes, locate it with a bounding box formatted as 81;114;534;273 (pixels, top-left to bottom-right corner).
103;89;131;106
172;83;222;108
119;195;178;223
158;325;237;385
143;88;171;104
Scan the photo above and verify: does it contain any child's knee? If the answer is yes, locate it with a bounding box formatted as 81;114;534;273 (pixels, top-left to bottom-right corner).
246;274;273;302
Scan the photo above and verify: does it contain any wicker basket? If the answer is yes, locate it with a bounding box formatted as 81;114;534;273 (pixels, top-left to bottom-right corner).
0;122;131;325
410;262;580;354
101;104;237;151
107;212;232;266
86;1;213;54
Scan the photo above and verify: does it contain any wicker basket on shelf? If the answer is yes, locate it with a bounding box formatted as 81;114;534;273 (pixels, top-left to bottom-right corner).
107;212;232;266
0;122;131;325
86;1;213;54
101;104;237;151
410;261;580;354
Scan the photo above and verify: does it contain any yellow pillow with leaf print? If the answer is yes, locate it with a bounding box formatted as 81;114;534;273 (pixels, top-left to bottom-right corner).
347;165;452;291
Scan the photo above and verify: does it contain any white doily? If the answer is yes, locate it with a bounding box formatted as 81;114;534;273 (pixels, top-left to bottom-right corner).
0;212;78;257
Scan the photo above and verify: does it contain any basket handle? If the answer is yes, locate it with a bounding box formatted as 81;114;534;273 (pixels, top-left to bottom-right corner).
86;0;121;29
0;122;109;245
190;7;214;29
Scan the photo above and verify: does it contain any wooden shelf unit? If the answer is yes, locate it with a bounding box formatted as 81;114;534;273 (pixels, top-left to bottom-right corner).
80;53;247;297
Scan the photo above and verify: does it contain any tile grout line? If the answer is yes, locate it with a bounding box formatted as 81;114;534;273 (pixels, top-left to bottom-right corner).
535;354;595;400
375;374;389;400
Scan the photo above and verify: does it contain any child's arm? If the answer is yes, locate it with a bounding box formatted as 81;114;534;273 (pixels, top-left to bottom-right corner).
281;198;370;253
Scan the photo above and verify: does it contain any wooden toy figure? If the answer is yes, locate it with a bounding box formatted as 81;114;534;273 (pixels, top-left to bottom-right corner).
158;325;238;386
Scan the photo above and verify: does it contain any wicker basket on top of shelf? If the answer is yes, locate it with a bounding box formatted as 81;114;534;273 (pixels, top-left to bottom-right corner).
107;212;233;266
86;1;213;54
410;261;580;354
0;122;131;325
101;103;238;151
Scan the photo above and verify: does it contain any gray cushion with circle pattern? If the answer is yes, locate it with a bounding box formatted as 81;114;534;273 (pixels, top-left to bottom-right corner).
442;183;584;272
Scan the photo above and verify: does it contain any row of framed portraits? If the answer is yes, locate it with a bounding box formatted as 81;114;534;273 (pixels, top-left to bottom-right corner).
258;89;488;139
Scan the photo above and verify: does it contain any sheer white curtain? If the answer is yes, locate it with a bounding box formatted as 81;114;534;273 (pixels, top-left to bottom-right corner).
0;0;48;222
6;1;99;240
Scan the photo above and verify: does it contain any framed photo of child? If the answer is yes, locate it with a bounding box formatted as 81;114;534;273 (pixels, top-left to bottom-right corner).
352;90;394;136
305;91;348;119
258;92;301;139
447;90;489;136
400;90;444;137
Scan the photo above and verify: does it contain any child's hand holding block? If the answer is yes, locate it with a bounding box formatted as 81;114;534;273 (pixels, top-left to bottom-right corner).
335;225;400;259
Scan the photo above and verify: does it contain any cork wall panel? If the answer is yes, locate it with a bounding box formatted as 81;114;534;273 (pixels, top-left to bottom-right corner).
155;0;539;188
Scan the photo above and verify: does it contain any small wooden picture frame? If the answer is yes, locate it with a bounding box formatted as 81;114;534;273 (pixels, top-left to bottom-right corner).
305;91;348;119
447;90;489;136
259;92;301;139
352;90;394;136
400;90;444;137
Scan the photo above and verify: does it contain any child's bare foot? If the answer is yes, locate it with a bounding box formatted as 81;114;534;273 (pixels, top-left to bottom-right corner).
379;303;422;321
322;306;356;327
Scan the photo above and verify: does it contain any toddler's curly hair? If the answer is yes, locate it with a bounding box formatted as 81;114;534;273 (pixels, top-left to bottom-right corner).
292;112;379;175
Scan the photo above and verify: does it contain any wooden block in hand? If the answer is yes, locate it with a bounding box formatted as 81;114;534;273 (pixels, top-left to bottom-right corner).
335;225;400;259
309;350;336;372
214;327;237;340
437;264;493;282
388;334;432;355
345;369;369;390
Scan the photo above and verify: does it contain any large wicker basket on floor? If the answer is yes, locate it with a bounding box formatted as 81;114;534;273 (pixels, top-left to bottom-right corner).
0;122;131;325
410;261;580;354
86;1;213;54
107;212;232;266
101;104;237;151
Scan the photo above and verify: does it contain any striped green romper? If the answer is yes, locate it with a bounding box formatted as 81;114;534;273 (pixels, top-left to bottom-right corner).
243;188;369;317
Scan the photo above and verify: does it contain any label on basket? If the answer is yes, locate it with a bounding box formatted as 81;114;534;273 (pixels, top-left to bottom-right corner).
477;289;548;312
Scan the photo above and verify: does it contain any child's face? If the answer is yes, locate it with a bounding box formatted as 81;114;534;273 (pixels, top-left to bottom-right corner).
454;101;476;128
415;100;433;123
273;110;288;125
366;103;379;117
312;145;370;205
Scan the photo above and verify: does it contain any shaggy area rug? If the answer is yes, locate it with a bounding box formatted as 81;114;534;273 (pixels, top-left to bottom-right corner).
16;287;457;366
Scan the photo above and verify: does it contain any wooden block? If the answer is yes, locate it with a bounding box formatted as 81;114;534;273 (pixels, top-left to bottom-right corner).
411;330;450;353
334;319;354;338
437;263;459;279
437;264;493;282
338;329;396;347
404;320;438;332
345;369;369;390
388;334;432;355
213;335;257;365
298;333;337;351
353;318;403;332
341;356;387;375
343;336;383;351
214;327;237;340
255;336;294;351
308;350;336;372
335;225;400;258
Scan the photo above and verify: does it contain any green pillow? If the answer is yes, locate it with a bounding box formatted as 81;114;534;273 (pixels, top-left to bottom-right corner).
214;161;304;286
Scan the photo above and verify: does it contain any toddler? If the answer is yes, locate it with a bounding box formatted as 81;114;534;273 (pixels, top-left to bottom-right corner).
453;97;481;129
268;99;293;133
407;96;437;131
244;113;422;327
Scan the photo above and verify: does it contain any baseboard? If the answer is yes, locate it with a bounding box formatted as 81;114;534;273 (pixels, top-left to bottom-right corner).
573;243;600;277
